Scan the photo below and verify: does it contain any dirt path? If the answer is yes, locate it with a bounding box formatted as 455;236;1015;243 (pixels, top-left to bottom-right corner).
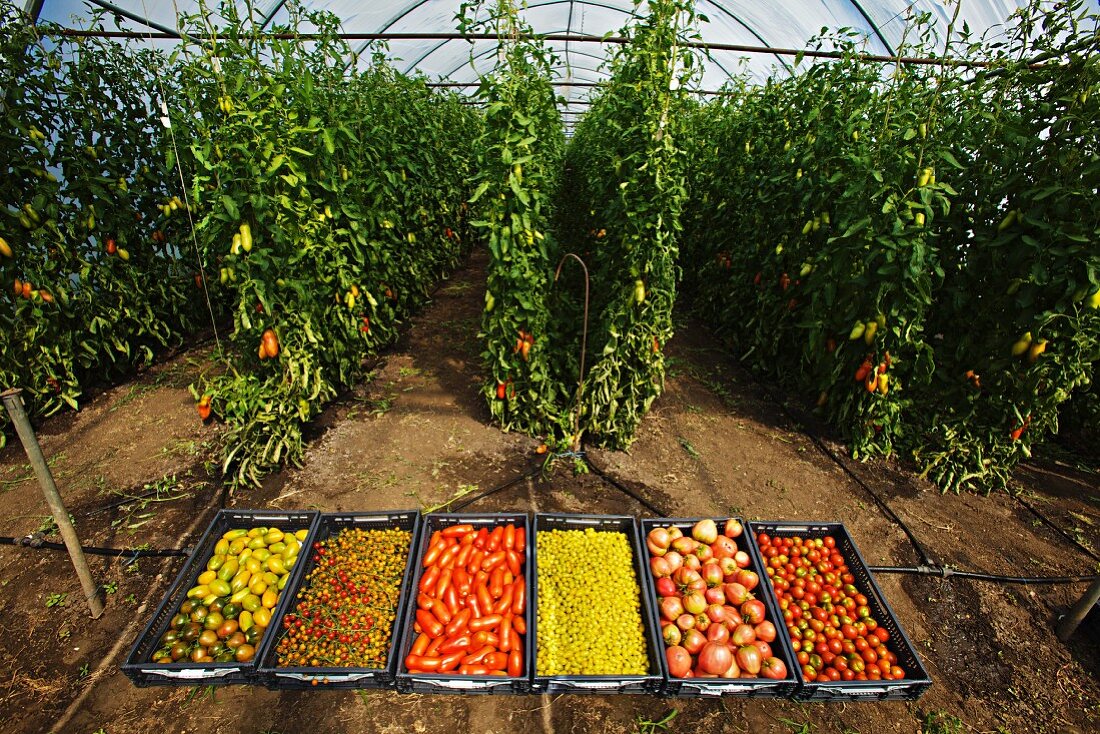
1;248;1097;734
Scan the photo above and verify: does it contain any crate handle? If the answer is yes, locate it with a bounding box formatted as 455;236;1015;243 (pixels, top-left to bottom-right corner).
276;672;376;683
139;666;238;680
553;680;635;690
773;526;814;533
686;683;764;695
347;516;396;524
818;685;891;696
413;677;495;690
235;514;291;522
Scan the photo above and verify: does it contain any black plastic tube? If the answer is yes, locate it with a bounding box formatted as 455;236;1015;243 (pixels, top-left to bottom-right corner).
449;465;543;512
869;564;1100;585
0;535;189;558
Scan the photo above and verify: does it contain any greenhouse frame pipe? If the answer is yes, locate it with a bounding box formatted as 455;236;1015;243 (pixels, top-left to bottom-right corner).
390;0;644;74
84;0;180;37
49;30;1035;70
24;0;45;23
1;389;104;619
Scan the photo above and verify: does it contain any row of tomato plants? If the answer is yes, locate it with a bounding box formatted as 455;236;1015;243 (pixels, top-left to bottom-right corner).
176;1;481;486
681;0;1099;492
472;0;697;451
468;0;696;450
551;0;698;450
0;1;210;447
465;1;568;440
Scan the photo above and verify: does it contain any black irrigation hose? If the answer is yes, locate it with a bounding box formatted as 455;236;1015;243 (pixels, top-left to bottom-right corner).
0;534;189;558
700;348;1100;585
449;464;544;512
585;455;669;517
745;372;937;567
869;565;1100;585
1011;491;1100;564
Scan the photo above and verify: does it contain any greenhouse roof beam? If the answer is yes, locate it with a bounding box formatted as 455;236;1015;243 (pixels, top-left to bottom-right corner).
46;29;1022;71
259;0;290;31
846;0;896;55
702;1;791;74
25;0;45;23
84;0;180;37
434;32;609;83
392;0;642;76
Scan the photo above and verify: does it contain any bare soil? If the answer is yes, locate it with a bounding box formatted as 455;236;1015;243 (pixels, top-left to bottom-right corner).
1;248;1097;734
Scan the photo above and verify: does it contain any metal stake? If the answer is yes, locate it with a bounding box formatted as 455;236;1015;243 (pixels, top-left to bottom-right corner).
1056;576;1100;641
1;389;104;618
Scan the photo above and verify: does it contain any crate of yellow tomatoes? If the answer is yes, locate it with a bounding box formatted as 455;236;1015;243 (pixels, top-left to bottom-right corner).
123;510;319;686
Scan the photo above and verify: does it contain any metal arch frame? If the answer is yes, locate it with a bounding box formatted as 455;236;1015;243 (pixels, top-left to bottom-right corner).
431;20;743;91
25;0;46;22
439;44;611;87
84;0;180;36
700;0;791;74
393;0;645;75
434;33;607;83
846;0;897;55
434;37;609;80
259;0;291;31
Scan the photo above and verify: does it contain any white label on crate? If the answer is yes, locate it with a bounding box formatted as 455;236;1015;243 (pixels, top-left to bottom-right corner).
419;678;490;690
822;686;890;696
144;667;236;679
278;673;374;683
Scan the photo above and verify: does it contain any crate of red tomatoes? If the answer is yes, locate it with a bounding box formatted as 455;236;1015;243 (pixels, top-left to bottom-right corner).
748;522;931;701
257;511;422;689
639;517;799;698
394;513;532;694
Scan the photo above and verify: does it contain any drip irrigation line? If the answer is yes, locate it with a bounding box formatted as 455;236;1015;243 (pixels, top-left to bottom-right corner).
449;464;544;512
79;486;187;518
869;565;1100;585
739;368;936;567
1010;491;1100;564
721;347;1100;582
0;534;189;558
585;454;668;517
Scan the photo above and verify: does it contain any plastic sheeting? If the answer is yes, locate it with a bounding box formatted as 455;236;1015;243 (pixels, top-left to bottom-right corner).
31;0;1096;111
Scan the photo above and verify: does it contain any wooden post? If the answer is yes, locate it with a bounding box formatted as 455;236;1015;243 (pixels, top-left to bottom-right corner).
1;388;104;618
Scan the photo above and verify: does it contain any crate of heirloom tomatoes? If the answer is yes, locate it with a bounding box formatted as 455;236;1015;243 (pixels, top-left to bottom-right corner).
748;522;931;701
640;517;799;697
123;510;320;686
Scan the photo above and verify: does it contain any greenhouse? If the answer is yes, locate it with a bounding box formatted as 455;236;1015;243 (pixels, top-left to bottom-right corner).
0;1;1098;732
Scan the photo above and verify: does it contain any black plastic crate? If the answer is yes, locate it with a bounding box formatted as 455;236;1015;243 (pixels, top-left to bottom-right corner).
257;510;422;690
530;513;664;694
122;510;320;687
639;517;799;698
747;521;932;701
394;512;532;694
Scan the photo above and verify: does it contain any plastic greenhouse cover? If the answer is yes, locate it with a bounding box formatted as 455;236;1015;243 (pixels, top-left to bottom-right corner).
30;0;1100;111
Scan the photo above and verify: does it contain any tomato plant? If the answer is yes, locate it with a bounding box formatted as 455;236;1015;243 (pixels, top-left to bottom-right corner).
176;1;479;486
556;0;698;448
463;0;567;439
0;2;213;446
680;0;1098;493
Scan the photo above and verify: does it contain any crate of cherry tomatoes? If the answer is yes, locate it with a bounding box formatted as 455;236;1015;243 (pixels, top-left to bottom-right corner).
257;511;422;689
640;517;799;697
122;510;320;686
748;522;931;701
394;513;531;694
